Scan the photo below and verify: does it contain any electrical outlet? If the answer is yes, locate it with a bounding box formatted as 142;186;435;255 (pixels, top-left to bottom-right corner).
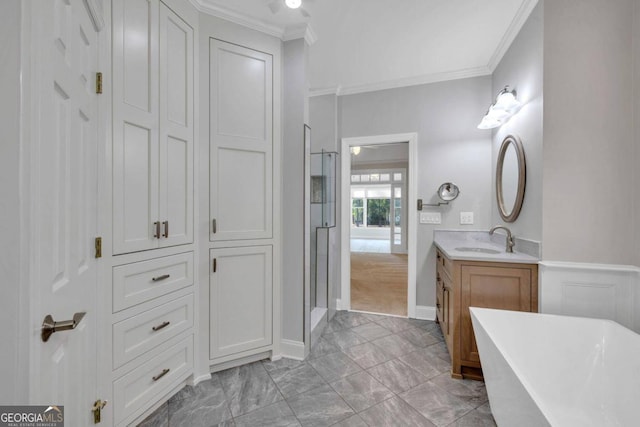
420;212;441;224
460;212;474;225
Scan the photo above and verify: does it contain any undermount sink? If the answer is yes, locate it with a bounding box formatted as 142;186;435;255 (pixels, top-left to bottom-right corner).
454;247;501;255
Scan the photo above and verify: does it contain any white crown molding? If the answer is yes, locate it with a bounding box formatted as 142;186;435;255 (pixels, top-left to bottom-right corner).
190;0;285;38
486;0;539;72
283;23;317;45
315;66;492;97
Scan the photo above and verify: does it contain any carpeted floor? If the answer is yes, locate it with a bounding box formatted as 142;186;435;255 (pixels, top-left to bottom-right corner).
351;252;408;316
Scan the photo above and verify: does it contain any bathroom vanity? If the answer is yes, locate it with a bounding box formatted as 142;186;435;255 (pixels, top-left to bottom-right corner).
434;231;539;380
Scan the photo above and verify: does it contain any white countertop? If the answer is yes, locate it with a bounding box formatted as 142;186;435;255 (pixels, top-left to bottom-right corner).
433;230;539;264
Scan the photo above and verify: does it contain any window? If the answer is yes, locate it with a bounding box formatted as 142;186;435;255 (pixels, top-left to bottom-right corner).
352;198;364;226
367;198;390;226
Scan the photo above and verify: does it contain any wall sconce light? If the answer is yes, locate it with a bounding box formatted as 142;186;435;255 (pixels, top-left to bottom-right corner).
285;0;302;9
477;86;521;130
350;146;361;155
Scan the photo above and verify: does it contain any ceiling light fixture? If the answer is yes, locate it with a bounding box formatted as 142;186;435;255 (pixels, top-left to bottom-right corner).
285;0;302;9
477;86;521;130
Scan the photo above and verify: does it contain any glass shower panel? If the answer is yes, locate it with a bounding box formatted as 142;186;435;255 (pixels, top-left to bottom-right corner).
310;151;338;315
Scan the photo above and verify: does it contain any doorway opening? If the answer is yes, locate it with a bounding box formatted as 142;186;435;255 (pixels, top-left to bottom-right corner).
341;134;418;318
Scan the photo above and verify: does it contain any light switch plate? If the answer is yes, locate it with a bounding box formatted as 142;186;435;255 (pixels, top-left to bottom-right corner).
420;212;441;224
460;212;474;225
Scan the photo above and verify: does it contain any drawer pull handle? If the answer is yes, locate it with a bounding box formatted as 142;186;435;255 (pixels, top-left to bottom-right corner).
153;221;161;239
162;221;169;238
152;274;170;282
152;321;171;331
152;368;170;381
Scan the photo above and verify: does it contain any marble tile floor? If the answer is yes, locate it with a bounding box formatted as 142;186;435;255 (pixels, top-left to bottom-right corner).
138;312;495;427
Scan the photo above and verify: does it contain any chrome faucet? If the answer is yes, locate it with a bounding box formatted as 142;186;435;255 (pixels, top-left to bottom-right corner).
489;225;515;253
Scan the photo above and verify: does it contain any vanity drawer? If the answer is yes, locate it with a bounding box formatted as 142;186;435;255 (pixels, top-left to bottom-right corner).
113;294;193;369
113;252;193;312
114;336;193;425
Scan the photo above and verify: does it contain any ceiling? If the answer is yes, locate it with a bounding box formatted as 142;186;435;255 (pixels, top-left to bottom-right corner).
193;0;538;95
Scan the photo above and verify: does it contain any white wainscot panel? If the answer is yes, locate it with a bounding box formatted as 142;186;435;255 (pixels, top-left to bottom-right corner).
539;262;639;333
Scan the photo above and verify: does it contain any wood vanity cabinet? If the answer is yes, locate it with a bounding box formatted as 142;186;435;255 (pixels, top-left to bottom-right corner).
436;249;538;380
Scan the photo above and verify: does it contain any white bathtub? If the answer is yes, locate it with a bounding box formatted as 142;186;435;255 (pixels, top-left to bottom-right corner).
470;307;640;427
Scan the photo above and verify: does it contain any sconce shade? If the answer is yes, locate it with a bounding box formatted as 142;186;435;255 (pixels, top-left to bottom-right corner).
494;89;520;112
477;114;502;130
477;86;521;130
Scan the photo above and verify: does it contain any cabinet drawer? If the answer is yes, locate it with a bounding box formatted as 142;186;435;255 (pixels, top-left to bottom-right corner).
113;294;193;369
113;252;193;312
114;336;193;425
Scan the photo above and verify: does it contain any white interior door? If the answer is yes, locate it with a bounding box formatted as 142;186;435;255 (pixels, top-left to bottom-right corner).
30;0;100;424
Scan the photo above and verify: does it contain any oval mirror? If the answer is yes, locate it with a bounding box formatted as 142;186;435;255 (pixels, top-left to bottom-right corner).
437;182;460;202
496;135;526;222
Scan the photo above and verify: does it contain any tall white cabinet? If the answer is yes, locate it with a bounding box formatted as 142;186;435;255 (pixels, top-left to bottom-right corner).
205;37;279;368
108;0;196;425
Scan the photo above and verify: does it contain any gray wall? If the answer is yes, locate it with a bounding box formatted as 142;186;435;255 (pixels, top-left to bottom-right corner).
0;1;27;404
309;95;340;315
310;94;338;153
491;1;543;243
282;38;308;342
339;77;493;307
542;0;635;264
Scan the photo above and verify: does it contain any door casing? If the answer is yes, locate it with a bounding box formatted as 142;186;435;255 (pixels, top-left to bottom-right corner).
340;133;418;317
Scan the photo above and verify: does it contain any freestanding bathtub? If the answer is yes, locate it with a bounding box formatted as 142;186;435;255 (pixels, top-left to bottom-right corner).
470;307;640;427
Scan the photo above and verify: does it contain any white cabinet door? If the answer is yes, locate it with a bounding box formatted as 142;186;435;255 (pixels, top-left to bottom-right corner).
209;246;273;359
113;0;160;254
209;40;273;242
159;3;193;248
113;0;193;254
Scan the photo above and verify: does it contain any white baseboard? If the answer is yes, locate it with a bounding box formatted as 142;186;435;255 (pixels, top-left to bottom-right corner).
191;373;212;387
415;305;436;321
280;339;305;361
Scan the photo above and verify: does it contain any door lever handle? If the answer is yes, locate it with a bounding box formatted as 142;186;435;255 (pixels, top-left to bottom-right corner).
41;312;86;342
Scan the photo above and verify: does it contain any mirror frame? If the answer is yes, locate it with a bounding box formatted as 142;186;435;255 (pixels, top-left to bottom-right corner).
437;182;460;202
496;135;526;222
